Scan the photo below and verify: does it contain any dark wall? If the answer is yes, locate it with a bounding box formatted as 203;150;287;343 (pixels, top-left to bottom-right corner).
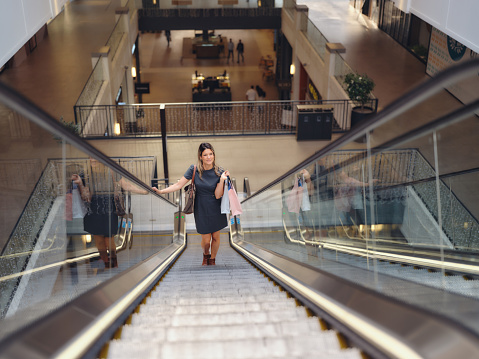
138;8;281;31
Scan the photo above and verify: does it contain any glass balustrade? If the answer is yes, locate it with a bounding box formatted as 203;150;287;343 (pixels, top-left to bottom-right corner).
0;93;178;341
238;60;479;336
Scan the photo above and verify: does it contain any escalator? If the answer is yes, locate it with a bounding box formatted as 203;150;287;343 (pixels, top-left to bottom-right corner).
1;59;479;359
106;235;362;359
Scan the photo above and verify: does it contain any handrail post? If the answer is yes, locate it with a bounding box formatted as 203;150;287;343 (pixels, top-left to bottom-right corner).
160;104;169;186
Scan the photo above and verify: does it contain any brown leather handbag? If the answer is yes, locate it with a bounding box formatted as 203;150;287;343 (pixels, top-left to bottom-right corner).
183;165;196;214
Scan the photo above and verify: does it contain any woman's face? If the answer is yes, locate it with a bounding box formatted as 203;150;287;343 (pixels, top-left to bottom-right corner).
201;149;215;167
90;157;101;170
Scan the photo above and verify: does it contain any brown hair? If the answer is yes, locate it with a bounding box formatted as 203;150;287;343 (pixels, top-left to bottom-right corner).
197;142;221;178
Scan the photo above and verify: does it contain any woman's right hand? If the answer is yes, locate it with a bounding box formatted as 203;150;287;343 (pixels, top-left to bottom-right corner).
71;174;82;186
152;187;163;195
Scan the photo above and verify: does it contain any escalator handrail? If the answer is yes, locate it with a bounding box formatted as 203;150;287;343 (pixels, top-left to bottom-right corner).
242;58;479;203
231;238;479;359
0;82;175;207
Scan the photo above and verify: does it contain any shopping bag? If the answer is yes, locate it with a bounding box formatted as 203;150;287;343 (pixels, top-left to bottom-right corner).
127;213;134;249
115;215;128;249
114;193;132;250
72;188;87;218
65;191;73;221
184;165;196;214
301;175;311;211
228;179;242;216
286;177;302;213
221;181;230;214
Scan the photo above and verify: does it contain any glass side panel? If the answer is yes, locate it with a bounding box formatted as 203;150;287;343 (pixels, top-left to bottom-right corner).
0;103;177;340
238;95;479;335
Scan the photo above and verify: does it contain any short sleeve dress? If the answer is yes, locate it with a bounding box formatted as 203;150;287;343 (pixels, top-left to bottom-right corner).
83;168;122;236
184;164;228;234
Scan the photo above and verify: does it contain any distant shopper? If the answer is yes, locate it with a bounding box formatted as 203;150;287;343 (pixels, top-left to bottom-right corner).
256;85;266;111
165;30;171;47
236;39;244;63
227;39;234;64
246;85;257;111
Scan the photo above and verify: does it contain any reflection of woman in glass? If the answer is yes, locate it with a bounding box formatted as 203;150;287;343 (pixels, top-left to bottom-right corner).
334;168;378;227
72;158;146;269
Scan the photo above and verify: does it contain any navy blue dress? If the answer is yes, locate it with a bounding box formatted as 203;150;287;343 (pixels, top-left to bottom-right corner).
184;165;227;234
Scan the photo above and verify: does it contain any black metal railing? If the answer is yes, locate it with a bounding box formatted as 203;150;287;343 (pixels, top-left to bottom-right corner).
74;99;378;138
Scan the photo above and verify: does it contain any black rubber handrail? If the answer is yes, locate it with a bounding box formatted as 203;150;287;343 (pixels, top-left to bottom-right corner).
0;82;175;207
244;58;479;202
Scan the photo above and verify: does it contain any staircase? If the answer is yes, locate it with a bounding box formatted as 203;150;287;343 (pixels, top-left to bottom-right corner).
105;235;362;359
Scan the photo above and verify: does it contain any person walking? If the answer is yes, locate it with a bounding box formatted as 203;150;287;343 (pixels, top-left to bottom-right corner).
245;85;257;111
227;38;234;64
236;39;244;63
153;143;230;266
165;30;171;47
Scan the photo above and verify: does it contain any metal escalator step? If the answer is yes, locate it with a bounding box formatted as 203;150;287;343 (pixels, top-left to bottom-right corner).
160;275;269;283
130;307;308;327
107;336;361;359
145;292;289;306
162;271;265;279
120;321;322;342
155;281;276;291
109;338;288;358
149;287;280;299
138;299;300;315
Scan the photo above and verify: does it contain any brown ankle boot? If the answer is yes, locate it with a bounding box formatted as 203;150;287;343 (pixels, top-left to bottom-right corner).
207;258;216;266
202;254;211;266
99;250;109;268
110;253;118;268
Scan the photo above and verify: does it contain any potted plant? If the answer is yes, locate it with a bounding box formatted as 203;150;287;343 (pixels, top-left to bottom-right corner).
53;117;81;143
344;72;376;129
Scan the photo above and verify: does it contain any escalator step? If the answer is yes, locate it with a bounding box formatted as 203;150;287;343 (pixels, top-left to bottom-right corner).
108;335;358;359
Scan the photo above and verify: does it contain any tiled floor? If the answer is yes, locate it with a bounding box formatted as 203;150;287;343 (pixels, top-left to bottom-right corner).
138;29;279;103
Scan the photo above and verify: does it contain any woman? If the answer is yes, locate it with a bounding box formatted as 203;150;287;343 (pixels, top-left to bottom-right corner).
72;158;147;269
153;143;230;266
334;167;378;227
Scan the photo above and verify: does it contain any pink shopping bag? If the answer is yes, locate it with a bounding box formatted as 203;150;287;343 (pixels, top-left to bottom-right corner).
228;180;243;216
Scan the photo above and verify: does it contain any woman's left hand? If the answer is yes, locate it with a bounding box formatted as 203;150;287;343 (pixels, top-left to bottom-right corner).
221;170;230;181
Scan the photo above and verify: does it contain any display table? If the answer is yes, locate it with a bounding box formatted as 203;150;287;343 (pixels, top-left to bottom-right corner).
193;92;232;102
195;44;220;58
192;71;231;102
192;71;231;104
192;35;225;58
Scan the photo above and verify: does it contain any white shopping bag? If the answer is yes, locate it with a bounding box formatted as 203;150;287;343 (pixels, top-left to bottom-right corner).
221;181;230;214
71;188;87;218
301;175;311;211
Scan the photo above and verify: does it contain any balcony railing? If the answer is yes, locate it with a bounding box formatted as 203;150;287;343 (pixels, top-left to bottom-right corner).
74;99;378;138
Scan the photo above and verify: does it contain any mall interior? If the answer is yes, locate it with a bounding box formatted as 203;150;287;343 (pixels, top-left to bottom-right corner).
0;0;478;358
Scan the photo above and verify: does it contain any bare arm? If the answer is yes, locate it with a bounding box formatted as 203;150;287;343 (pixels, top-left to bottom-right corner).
119;178;149;194
152;176;189;195
72;174;91;202
347;176;378;187
215;170;230;199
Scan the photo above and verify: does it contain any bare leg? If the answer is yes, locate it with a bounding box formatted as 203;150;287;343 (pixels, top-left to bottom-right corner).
201;233;211;255
104;236;118;267
210;231;221;259
104;236;116;255
93;235;108;263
